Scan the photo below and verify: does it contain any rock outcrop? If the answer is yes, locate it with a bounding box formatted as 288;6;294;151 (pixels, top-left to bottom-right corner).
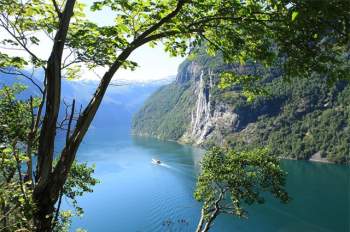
178;64;238;146
132;53;350;164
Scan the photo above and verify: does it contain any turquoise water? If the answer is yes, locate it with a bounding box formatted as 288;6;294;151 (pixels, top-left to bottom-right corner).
69;131;349;232
3;67;349;231
61;82;350;232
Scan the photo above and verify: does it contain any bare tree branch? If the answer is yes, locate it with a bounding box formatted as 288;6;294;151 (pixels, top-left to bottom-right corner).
0;68;44;94
13;141;28;203
66;99;75;144
0;13;43;66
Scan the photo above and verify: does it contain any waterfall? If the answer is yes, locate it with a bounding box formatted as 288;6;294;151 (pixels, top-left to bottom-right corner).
178;65;238;145
192;71;205;135
189;70;212;144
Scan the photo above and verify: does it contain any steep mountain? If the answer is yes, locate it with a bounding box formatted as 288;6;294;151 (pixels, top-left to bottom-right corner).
132;54;350;164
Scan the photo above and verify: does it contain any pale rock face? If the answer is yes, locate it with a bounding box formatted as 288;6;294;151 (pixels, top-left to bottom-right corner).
175;61;203;84
179;62;239;145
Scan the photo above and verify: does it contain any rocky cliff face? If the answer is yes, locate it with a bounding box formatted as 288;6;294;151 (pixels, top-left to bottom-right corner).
177;62;238;146
132;54;350;164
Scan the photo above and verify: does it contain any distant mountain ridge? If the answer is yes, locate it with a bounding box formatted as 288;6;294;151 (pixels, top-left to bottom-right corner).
1;69;165;151
132;54;350;164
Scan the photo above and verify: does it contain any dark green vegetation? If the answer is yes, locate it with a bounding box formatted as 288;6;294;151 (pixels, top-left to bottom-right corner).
132;82;195;140
1;0;349;231
0;85;98;232
226;78;350;164
194;147;289;232
0;85;37;231
133;53;350;164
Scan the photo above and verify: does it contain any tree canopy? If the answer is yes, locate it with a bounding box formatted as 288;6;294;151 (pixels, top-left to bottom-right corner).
0;0;348;231
1;0;348;80
195;147;289;232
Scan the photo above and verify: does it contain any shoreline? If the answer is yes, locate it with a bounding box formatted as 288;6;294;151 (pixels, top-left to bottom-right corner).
280;156;334;164
131;134;349;165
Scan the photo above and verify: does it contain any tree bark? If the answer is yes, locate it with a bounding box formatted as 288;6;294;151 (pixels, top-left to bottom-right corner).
50;48;134;199
47;0;188;209
195;207;219;232
196;208;206;232
201;208;219;232
196;191;223;232
32;0;76;231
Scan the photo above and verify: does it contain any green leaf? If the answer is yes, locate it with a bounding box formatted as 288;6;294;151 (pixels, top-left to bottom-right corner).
291;11;299;21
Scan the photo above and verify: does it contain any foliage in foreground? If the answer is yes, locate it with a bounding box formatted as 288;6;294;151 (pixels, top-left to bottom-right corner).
0;0;348;230
194;147;290;232
0;85;98;232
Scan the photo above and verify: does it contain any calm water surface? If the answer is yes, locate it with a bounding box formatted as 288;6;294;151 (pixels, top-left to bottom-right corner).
69;128;349;232
2;63;349;231
64;84;349;232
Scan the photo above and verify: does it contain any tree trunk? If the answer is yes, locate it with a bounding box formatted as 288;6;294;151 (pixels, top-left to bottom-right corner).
25;131;33;184
1;202;8;231
33;191;55;232
196;192;223;232
195;207;219;232
196;208;206;232
31;1;187;230
32;0;76;231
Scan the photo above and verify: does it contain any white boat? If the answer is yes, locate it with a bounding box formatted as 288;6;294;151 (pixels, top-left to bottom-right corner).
152;158;161;164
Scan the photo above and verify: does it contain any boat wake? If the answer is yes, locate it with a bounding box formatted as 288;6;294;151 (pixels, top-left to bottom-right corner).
151;159;193;178
159;163;170;168
151;159;171;168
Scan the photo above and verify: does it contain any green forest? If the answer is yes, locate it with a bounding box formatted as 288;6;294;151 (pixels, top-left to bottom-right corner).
133;53;350;164
0;0;349;231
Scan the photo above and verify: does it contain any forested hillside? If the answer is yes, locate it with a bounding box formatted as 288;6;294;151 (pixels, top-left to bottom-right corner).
132;54;350;164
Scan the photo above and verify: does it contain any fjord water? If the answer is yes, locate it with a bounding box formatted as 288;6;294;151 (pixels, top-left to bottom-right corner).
68;85;349;232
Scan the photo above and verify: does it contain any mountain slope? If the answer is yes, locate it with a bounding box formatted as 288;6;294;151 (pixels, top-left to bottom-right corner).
1;70;167;151
132;54;350;164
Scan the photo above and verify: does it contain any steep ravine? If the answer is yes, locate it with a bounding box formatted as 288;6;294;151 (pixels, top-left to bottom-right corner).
132;55;350;164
